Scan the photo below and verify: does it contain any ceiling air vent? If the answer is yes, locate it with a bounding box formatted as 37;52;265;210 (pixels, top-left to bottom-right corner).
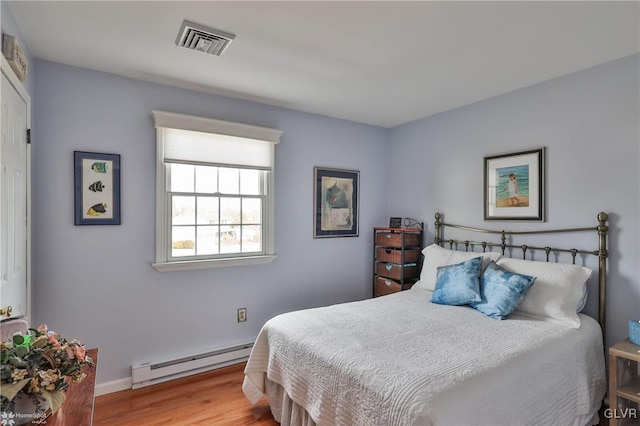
175;20;235;56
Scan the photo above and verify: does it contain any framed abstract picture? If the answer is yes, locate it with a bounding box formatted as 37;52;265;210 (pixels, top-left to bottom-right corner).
484;148;545;221
74;151;121;225
313;167;359;238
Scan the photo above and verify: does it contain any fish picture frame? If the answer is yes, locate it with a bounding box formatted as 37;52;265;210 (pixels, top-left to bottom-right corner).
74;151;121;225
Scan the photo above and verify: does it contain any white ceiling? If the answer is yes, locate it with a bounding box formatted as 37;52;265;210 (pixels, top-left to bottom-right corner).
8;1;640;128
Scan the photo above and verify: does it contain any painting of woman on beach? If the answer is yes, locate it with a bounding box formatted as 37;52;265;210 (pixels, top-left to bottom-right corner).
484;148;545;221
496;165;529;208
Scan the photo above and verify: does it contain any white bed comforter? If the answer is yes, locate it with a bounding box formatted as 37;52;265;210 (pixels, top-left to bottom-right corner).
243;289;605;426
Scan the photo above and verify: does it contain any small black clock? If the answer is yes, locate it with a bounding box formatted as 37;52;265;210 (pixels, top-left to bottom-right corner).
389;217;402;228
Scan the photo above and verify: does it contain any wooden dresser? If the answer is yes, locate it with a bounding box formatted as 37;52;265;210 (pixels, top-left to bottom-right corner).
373;226;423;297
41;348;99;426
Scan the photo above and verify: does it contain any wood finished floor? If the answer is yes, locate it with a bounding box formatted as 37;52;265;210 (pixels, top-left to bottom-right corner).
93;363;277;425
94;361;610;425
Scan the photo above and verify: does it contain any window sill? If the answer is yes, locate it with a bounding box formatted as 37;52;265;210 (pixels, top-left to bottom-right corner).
152;255;277;272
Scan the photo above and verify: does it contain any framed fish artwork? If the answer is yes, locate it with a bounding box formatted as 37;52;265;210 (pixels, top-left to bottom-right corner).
74;151;121;225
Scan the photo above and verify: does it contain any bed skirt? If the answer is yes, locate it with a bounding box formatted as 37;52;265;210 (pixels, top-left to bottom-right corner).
264;377;600;426
266;378;317;426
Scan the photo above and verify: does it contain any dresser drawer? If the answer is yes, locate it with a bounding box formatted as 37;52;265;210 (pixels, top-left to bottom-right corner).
374;277;401;297
375;247;420;264
375;262;419;280
374;276;415;297
375;232;421;248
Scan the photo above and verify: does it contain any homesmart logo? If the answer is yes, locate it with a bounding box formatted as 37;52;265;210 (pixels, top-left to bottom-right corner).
0;410;48;425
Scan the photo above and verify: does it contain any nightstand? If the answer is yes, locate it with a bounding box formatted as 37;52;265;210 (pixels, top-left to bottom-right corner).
373;226;423;297
609;339;640;426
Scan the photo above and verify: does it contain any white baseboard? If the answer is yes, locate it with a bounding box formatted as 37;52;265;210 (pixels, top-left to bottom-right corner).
95;377;132;397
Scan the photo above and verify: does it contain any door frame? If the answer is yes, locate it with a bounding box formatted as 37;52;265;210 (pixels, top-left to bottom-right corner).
1;54;32;322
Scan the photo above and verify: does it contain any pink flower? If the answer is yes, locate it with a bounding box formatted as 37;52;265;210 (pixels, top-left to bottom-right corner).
75;345;86;363
47;333;61;350
67;344;86;363
37;324;48;334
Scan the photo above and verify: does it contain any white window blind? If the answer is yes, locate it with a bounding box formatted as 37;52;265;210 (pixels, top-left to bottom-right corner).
162;128;273;169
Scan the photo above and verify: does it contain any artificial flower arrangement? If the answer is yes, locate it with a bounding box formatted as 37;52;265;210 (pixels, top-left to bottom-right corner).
0;325;94;416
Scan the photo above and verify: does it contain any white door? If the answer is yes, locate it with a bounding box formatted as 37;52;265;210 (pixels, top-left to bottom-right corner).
0;70;29;319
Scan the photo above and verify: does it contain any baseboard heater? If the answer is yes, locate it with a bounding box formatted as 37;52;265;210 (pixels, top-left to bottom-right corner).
131;342;253;389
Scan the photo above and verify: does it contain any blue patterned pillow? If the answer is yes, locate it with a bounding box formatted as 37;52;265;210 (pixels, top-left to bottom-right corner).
431;257;483;306
471;261;536;320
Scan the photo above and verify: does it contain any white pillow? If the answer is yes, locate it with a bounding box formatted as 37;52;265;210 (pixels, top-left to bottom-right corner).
576;285;588;313
496;257;592;328
413;244;501;292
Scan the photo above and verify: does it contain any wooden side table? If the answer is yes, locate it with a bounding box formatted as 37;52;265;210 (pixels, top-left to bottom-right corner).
609;339;640;426
43;348;99;426
373;226;423;297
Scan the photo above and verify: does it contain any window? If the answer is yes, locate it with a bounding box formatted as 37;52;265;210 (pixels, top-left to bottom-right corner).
151;111;282;271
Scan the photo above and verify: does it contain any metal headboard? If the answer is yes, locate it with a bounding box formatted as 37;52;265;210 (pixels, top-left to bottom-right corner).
433;212;609;341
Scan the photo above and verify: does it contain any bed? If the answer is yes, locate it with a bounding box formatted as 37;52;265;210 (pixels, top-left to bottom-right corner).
243;212;609;426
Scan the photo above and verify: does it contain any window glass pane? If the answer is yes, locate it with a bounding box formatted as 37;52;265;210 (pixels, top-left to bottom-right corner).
219;167;239;194
240;169;261;195
195;165;218;194
172;196;195;225
220;225;240;253
172;226;195;257
241;225;262;253
220;197;240;224
197;226;219;255
170;164;195;192
197;197;219;225
241;198;261;224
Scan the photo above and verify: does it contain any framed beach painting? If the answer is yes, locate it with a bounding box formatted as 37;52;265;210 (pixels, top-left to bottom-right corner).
74;151;121;225
314;167;359;238
484;148;545;221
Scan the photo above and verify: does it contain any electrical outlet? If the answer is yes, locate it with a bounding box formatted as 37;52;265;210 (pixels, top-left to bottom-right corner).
237;308;247;322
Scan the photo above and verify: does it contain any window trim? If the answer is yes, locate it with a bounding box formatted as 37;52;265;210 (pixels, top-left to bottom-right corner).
151;255;277;272
151;111;281;271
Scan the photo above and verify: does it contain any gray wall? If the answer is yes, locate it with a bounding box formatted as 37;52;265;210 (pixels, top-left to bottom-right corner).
387;54;640;350
32;60;389;384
